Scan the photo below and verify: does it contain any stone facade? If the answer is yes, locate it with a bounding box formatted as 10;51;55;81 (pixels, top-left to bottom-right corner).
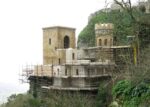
53;63;114;88
27;23;133;92
95;23;114;47
43;26;76;65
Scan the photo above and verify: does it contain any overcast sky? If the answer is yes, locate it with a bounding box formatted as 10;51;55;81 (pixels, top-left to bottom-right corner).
0;0;141;89
0;0;113;85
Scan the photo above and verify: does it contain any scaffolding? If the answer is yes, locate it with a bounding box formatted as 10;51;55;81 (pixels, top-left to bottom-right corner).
20;42;134;97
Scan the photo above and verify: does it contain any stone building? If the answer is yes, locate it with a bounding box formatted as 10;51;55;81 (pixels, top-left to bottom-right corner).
43;26;76;65
95;23;114;47
26;23;134;93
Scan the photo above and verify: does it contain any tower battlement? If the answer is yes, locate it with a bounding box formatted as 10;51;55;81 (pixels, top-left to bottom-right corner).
95;23;114;30
95;23;114;46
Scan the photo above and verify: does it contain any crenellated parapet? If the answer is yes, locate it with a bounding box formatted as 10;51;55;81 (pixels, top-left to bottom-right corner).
95;23;114;30
95;23;114;36
95;23;114;46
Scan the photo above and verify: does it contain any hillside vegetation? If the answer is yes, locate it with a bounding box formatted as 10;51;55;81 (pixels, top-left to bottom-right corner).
0;92;97;107
78;10;133;47
110;45;150;106
78;9;150;48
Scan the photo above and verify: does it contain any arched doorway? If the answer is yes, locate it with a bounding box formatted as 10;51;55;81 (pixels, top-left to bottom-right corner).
64;36;70;48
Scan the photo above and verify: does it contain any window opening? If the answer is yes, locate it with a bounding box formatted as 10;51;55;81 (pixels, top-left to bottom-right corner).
65;69;67;76
76;69;79;75
104;39;107;45
57;69;59;75
99;39;102;46
64;36;70;48
49;38;51;45
72;53;75;60
58;58;60;64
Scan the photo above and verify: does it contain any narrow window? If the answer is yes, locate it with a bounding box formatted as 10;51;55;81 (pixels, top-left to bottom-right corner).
57;69;59;75
87;69;90;76
76;69;79;75
64;36;70;48
99;39;102;46
72;53;75;60
110;39;113;46
65;69;67;76
58;58;60;64
49;38;51;45
104;39;107;46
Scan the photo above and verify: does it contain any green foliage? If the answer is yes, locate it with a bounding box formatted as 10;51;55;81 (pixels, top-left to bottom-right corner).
112;80;150;106
0;104;5;107
1;91;96;107
78;8;150;48
96;84;109;107
112;80;131;98
96;81;113;107
78;10;133;47
1;93;42;107
41;91;96;107
7;94;17;102
25;98;41;107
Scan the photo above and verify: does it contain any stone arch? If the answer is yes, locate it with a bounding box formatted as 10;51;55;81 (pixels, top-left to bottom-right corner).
99;39;102;46
64;35;70;48
110;39;113;46
104;39;107;46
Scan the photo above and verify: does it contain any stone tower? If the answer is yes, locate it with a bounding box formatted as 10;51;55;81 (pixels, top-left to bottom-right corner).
95;23;114;46
43;26;76;65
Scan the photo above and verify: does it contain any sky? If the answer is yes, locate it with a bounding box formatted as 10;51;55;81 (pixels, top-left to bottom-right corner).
0;0;141;101
0;0;114;85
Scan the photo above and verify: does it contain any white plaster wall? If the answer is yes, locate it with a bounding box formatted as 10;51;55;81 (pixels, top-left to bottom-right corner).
53;65;61;77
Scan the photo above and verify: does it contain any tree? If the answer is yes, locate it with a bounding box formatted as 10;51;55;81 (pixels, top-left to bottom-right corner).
114;0;150;27
114;0;150;48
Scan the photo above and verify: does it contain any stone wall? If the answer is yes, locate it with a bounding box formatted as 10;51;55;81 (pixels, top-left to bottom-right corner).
43;26;76;65
95;23;114;47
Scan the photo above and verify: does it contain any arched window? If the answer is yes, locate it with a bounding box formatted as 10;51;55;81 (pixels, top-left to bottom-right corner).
110;39;113;46
49;38;51;45
64;36;70;48
72;53;75;60
99;39;102;46
76;69;79;75
58;58;60;64
104;39;107;46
